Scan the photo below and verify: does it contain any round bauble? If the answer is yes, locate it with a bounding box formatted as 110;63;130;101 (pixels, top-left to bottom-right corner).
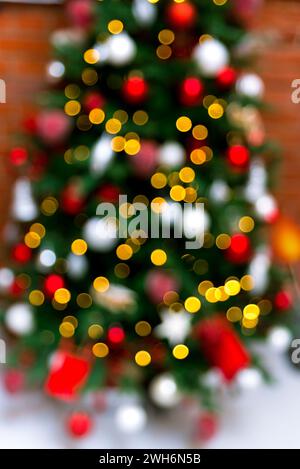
5;303;34;336
67;253;88;280
123;76;148;104
158;141;185;168
107;33;136;66
167;1;197;29
267;327;292;352
83;217;117;252
115;404;147;433
67;412;92;438
193;39;229;77
133;0;157;26
236;73;265;99
149;373;181;408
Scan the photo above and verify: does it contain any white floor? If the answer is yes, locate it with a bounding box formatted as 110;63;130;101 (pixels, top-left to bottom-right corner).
0;346;299;449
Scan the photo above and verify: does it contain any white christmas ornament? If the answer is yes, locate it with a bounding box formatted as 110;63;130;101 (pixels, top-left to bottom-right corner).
12;178;37;222
183;206;210;240
235;368;263;390
209;180;230;204
115;404;147;433
38;249;56;269
155;309;191;345
193;39;229;77
5;303;34;336
47;61;65;79
267;327;292;352
67;253;88;280
201;369;224;390
248;247;271;295
133;0;157;25
158;142;185;168
255;194;278;221
90;134;114;175
106;33;136;66
83;217;117;252
149;373;182;408
0;268;14;292
236;73;265;99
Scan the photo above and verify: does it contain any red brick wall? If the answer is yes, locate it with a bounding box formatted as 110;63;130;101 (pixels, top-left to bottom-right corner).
0;0;299;230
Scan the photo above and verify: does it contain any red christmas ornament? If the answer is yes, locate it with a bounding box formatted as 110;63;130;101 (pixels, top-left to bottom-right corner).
131;140;158;177
167;1;197;29
180;77;204;106
66;0;94;29
37;110;71;145
226;233;251;264
274;291;293;311
12;243;32;264
195;413;219;442
23;115;38;135
9;279;26;297
45;351;91;401
10;147;28;166
3;369;25;394
108;326;125;345
67;412;92;438
196;316;250;381
216;67;237;89
44;274;65;297
123;76;148;104
97;184;120;203
83;91;105;113
146;270;180;304
61;183;85;215
227;145;250;169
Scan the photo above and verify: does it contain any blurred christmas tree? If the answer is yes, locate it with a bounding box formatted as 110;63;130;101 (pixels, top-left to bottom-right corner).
1;0;297;440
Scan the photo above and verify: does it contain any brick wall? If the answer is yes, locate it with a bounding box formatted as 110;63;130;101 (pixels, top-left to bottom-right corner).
0;0;299;231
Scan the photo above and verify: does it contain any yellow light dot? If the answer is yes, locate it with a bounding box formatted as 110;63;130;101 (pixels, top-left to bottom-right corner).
135;351;151;367
30;223;45;238
133;110;149;126
176;116;192;132
239;216;255;233
24;232;40;249
213;0;228;5
173;344;189;360
158;29;175;45
116;244;133;261
243;304;260;320
216;234;231;250
111;136;125;152
54;288;71;304
29;290;45;306
105;118;122;134
224;279;241;296
185;296;201;313
64;100;81;117
198;280;214;295
63;315;78;328
125;139;141;155
240;275;254;291
208;103;224;119
108;19;124;34
242;317;259;329
114;109;128;124
59;321;75;338
179;167;195;183
89;108;105;125
151;249;167;266
77;293;92;309
93;276;110;293
170;185;186;201
84;48;100;64
192;125;208;140
71;239;88;256
226;306;243;323
205;287;219;303
135;321;152;337
88;324;104;339
82;68;98;86
190;148;206;165
258;299;273;315
151;172;167;189
184;187;197;203
216;286;229;302
157;45;172;60
93;342;109;358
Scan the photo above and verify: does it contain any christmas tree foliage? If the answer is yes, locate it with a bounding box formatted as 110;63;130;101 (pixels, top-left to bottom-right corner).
1;0;296;436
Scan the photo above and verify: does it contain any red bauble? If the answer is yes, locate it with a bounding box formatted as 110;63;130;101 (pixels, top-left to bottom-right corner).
97;184;120;203
146;270;180;304
66;0;94;29
131;140;158;177
37;110;71;145
23;115;38;135
196;316;250;381
44;274;65;297
10;147;28;166
226;233;251;264
123;76;148;104
227;145;250;169
180;77;204;106
196;413;219;442
12;243;32;264
67;412;92;438
216;67;237;89
167;1;197;29
3;369;25;394
107;326;125;345
274;291;293;311
61;183;85;215
83;91;105;113
45;351;91;401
